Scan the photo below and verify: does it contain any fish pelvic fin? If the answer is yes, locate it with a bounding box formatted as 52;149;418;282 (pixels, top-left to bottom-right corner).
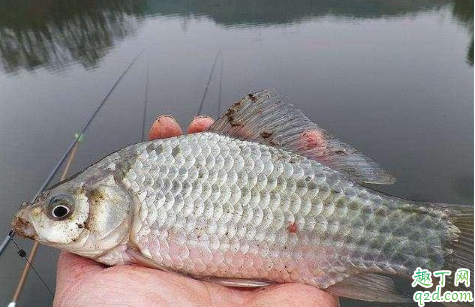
210;89;395;185
201;277;274;288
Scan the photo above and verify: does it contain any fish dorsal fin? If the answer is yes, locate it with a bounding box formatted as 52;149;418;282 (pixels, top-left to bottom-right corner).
210;89;395;184
325;273;411;303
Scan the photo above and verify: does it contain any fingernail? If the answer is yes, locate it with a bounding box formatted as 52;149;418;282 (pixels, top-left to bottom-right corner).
149;115;183;140
188;116;215;134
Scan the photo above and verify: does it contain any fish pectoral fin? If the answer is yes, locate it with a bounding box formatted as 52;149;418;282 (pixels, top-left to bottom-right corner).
210;89;395;185
325;273;412;303
202;277;274;288
125;248;170;272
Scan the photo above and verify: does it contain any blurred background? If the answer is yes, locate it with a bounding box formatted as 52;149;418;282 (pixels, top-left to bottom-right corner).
0;0;473;306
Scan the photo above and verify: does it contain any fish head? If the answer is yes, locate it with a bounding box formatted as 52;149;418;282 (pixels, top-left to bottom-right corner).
12;172;132;258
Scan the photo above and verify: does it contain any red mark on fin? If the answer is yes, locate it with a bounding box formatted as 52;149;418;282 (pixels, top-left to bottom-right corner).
287;222;298;234
300;130;326;151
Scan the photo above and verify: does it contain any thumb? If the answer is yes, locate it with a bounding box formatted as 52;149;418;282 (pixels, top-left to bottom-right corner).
56;252;103;287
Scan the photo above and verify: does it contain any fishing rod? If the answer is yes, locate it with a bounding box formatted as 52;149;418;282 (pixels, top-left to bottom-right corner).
2;50;143;307
9;142;79;307
0;50;143;258
196;49;221;116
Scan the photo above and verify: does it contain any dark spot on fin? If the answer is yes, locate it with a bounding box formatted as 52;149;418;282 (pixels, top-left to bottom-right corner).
209;89;395;185
260;130;273;139
224;103;243;127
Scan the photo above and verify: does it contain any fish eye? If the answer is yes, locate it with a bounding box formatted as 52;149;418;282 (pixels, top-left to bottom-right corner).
47;195;74;220
52;205;69;218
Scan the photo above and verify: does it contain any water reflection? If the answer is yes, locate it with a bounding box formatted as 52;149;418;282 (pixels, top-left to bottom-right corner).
143;0;449;25
451;0;474;65
0;0;471;73
0;0;143;73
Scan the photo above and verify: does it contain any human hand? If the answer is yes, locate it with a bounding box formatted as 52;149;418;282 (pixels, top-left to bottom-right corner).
54;115;339;307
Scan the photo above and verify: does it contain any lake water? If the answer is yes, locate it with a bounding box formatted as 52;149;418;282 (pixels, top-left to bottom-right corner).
0;0;473;306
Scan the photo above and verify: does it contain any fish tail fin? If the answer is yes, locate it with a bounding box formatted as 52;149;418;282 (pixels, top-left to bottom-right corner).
443;205;473;294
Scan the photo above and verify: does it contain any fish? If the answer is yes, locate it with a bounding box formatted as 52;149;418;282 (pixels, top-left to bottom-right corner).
12;89;473;304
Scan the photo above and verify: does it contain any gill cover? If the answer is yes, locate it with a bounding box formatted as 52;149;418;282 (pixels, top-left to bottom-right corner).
83;174;132;247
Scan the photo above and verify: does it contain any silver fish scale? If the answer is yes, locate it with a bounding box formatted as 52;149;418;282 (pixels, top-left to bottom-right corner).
108;132;451;288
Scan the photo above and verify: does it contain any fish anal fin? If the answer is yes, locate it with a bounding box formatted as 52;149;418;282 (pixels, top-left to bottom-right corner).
210;89;395;185
202;277;274;288
325;273;412;303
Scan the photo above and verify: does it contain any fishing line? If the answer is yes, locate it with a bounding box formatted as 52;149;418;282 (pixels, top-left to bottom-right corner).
0;50;144;258
217;52;223;118
196;49;221;116
141;54;150;142
9;238;54;298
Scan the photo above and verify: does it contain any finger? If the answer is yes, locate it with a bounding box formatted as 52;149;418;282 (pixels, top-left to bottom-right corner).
149;115;183;140
86;265;245;307
56;251;103;287
247;283;339;307
187;115;214;134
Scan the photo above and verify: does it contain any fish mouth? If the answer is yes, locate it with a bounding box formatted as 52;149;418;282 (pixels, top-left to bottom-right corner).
12;210;38;240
